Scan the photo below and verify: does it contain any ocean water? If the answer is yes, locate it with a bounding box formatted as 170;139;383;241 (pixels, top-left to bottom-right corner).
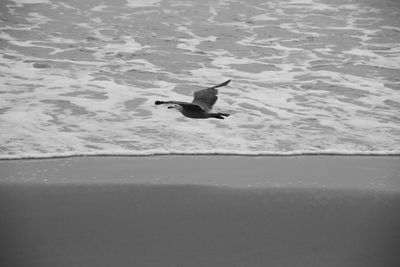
0;0;399;159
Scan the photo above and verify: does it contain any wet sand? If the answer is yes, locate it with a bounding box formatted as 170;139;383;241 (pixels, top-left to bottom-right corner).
1;156;400;267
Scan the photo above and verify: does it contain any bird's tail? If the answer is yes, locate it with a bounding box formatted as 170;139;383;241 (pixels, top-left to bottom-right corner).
155;101;165;105
210;113;230;119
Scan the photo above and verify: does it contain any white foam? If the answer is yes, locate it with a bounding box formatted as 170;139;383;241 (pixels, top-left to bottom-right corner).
176;26;217;52
343;47;400;69
91;5;109;12
1;0;399;159
283;0;339;11
250;14;278;21
95;36;149;56
126;0;161;8
12;0;50;4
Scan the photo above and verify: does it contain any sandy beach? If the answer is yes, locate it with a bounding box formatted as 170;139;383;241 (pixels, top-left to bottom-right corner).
1;156;399;267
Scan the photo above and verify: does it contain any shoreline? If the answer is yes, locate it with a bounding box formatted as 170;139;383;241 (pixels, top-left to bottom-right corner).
1;151;400;160
1;155;399;191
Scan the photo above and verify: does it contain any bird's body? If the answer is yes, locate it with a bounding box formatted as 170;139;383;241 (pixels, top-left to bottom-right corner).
155;80;231;119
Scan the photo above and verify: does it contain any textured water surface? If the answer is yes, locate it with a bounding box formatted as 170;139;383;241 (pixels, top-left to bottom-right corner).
1;0;400;158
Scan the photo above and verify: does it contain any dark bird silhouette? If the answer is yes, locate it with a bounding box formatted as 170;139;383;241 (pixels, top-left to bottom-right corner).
155;80;231;119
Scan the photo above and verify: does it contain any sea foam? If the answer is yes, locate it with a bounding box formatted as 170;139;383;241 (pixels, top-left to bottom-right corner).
0;0;399;159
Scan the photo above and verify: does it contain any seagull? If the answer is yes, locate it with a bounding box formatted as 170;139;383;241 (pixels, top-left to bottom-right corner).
155;79;231;119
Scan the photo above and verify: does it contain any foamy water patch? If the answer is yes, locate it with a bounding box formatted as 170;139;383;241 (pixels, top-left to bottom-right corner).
344;47;400;69
126;0;161;8
1;0;400;158
11;0;51;5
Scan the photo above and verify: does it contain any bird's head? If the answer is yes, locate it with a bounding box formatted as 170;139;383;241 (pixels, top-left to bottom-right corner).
168;104;183;112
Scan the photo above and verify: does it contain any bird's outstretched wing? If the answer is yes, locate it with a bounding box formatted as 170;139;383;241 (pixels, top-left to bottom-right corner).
155;100;205;112
155;100;190;106
177;103;206;112
192;88;218;112
192;80;230;111
208;79;231;90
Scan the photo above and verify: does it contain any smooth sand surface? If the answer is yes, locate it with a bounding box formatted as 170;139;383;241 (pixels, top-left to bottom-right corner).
1;156;400;267
1;155;400;189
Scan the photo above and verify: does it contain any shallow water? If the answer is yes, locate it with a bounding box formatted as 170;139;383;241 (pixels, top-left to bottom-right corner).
1;0;400;158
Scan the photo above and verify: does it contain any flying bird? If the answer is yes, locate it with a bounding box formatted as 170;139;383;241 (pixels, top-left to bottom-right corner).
155;79;231;119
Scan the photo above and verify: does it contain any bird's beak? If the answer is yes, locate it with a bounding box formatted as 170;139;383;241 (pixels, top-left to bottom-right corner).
168;106;174;109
